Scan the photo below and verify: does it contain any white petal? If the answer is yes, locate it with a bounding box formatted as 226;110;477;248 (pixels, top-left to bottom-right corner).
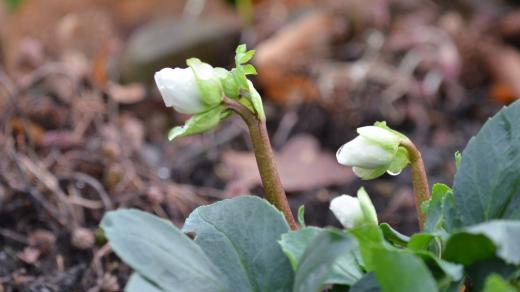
329;195;364;229
154;68;206;114
336;136;394;168
191;62;216;80
357;126;400;150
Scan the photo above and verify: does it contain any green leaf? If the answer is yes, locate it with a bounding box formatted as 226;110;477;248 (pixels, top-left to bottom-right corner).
380;223;409;247
297;205;306;227
351;225;459;289
293;229;358;292
483;274;517;292
466;258;518;291
444;220;520;266
423;183;461;233
125;274;163;292
352;225;460;289
407;233;436;252
453;100;520;225
168;106;226;140
371;248;437;292
413;250;464;282
464;220;520;265
280;227;321;270
182;196;293;292
279;227;362;285
349;225;386;271
350;273;381;292
444;232;496;266
100;209;228;291
406;233;464;284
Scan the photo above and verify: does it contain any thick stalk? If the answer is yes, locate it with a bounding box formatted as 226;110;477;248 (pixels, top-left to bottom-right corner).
399;139;430;230
224;97;298;230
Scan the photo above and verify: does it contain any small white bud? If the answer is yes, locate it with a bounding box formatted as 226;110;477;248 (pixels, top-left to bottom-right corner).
337;125;408;180
154;67;206;114
329;188;378;229
330;194;364;229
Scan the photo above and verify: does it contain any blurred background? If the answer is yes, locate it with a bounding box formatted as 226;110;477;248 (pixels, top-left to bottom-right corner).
0;0;519;290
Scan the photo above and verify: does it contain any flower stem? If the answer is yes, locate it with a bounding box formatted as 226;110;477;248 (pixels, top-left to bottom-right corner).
223;97;298;230
399;139;430;230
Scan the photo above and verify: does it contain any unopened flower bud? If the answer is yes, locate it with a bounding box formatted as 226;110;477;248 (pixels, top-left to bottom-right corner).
336;123;409;180
330;188;378;229
154;59;223;115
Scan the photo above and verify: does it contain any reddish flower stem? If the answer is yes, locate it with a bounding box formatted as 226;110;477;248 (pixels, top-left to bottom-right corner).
400;139;431;230
223;97;298;230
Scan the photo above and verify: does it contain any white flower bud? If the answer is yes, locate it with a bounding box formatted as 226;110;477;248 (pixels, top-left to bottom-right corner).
154;67;206;114
337;125;409;180
330;194;364;229
330;188;378;229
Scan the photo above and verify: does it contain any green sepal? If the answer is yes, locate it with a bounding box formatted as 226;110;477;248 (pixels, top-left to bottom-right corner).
214;67;240;99
380;223;410;247
238;96;255;113
242;64;257;75
231;67;249;90
168;105;227;140
386;146;410;175
246;80;266;121
454;151;462;169
373;121;408;140
187;58;223;106
297;205;306;227
357;188;378;226
353;166;387;180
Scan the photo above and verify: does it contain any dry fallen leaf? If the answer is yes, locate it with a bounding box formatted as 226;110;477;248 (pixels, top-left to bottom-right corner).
484;42;520;103
107;81;146;104
17;247;41;265
220;135;352;195
254;12;347;104
28;229;56;254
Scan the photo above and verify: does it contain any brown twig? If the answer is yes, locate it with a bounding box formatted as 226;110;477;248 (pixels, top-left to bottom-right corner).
59;172;113;210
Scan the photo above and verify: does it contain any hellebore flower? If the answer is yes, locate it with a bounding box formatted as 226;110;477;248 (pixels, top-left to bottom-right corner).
330;188;378;229
336;124;409;180
154;59;223;115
